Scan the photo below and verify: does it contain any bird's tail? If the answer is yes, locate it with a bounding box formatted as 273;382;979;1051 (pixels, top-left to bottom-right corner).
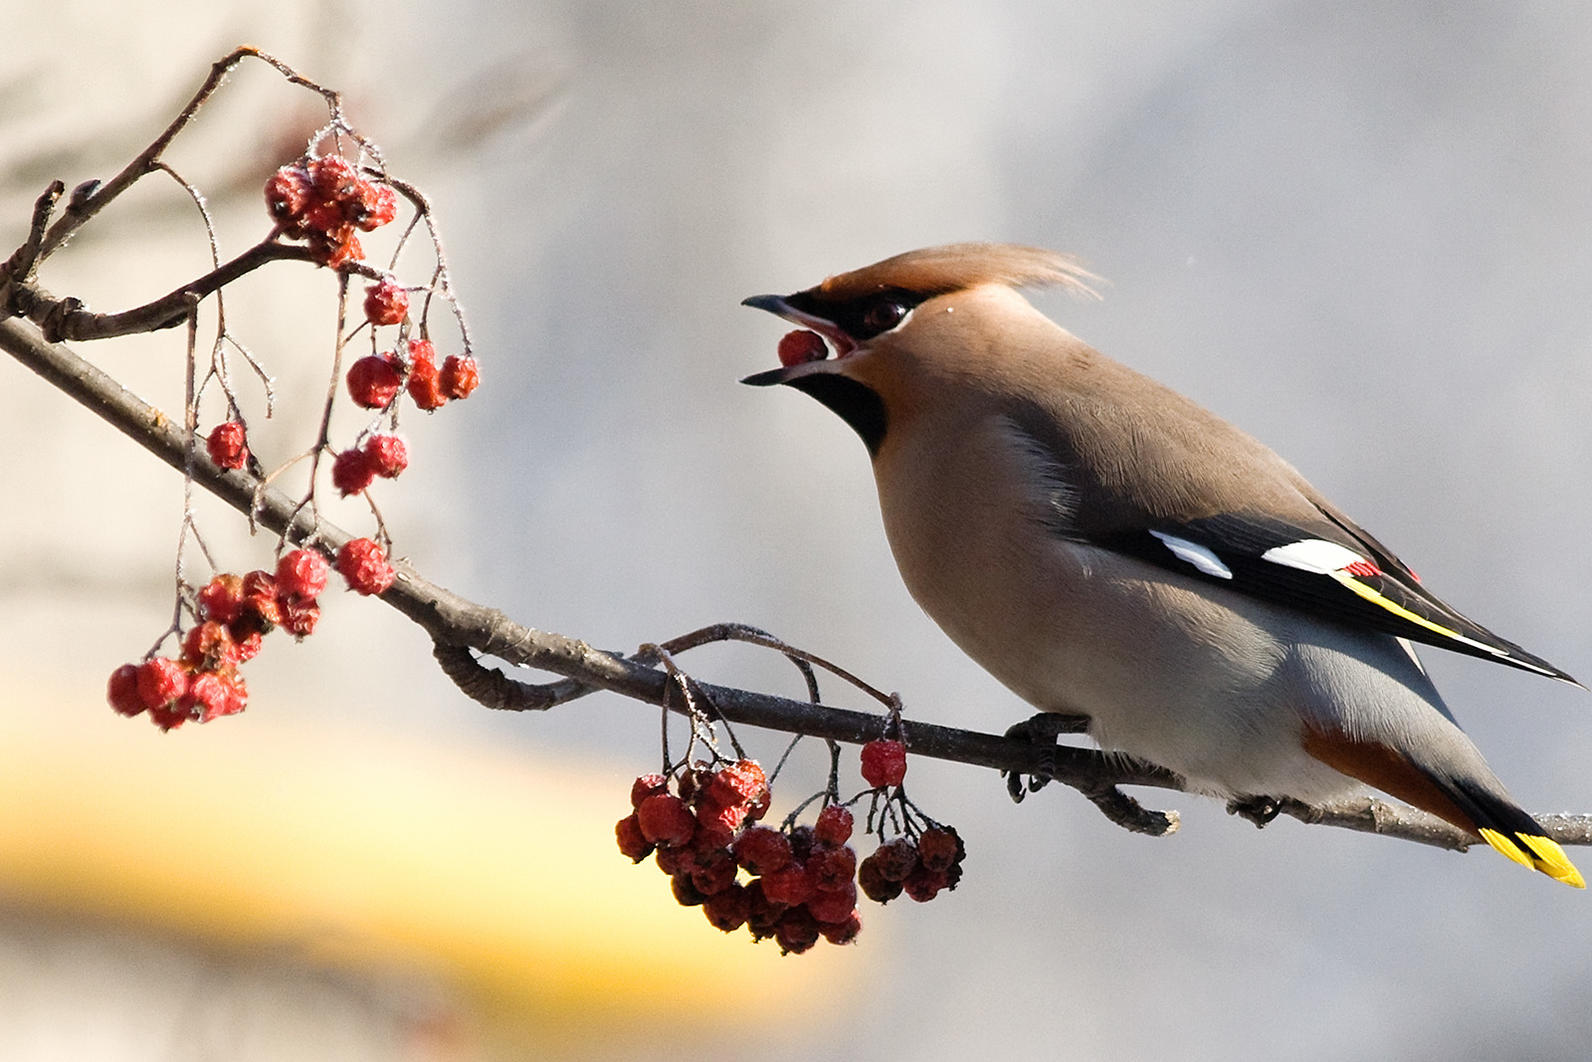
1430;773;1584;888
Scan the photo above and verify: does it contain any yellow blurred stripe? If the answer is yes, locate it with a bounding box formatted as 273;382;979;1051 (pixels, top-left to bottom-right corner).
0;684;848;1012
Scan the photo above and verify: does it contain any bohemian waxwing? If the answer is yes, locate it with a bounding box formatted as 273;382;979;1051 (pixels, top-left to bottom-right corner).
742;242;1583;887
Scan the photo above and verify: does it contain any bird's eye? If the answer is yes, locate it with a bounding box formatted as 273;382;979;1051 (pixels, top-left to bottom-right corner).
861;300;908;336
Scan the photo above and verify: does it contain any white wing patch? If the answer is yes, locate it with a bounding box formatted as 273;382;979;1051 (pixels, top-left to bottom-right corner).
1261;538;1366;575
1150;531;1233;579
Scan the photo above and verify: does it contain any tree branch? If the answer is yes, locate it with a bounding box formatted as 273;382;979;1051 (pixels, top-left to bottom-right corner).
3;313;1589;860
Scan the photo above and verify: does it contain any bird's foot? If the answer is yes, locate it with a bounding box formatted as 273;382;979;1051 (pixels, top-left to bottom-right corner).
1228;795;1282;828
1003;711;1091;803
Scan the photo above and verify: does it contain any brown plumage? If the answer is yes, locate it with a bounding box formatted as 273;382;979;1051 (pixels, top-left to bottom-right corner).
812;242;1102;302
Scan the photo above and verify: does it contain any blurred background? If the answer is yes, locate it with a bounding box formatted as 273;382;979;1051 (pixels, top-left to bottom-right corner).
5;2;1592;1059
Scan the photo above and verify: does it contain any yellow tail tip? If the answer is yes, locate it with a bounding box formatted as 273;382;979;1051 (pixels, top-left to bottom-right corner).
1479;828;1585;888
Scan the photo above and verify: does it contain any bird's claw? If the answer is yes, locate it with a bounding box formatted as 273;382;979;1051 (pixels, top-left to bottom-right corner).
1002;711;1090;803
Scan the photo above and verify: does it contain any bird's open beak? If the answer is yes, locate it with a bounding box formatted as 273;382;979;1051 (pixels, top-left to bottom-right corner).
740;293;857;386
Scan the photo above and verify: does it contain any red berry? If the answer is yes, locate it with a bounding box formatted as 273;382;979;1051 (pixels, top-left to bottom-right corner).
278;595;321;638
918;826;963;873
903;864;950;903
363;278;409;326
774;907;820;955
777;329;828;368
107;663;145;717
630;773;669;809
275;549;329;599
205;421;248;470
336;538;396;596
814;804;854;846
264;166;311;224
353;181;398;231
216;668;248;718
806;880;858;924
240;570;283;628
310;224;363;268
346;353;403;409
759;863;814;908
148;700;191;732
405;340;447;411
732;826;792;876
136;657;189;710
703;882;751;932
309;155;360;199
671;873;709;907
808;845;857;892
689;848;739;897
439;354;480;400
696;796;748;836
869;838;921;883
744;880;785;940
182;671;234;723
197;574;243;624
860;738;908;787
181;621;239;671
636;793;696;847
232;629;264;662
363;434;408;478
331;447;376;495
819;909;862;945
709;759;768;809
615;813;654;862
858;853;903;903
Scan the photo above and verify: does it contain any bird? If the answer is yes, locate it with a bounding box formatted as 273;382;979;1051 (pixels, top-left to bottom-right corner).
741;242;1583;887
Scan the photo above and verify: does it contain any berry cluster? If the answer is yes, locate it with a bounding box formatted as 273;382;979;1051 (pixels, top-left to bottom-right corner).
105;540;395;730
615;738;964;954
264;155;398;267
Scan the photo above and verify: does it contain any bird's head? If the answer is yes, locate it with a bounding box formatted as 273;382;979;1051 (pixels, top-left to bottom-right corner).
741;242;1099;455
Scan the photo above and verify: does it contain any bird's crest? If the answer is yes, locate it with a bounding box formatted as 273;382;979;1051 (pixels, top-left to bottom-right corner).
814;242;1102;302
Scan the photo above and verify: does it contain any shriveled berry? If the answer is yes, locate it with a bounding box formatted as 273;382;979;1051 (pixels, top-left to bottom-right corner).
777;329;827;368
774;907;820;955
331;447;376;495
732;826;792;876
136;657;188;710
215;668;248;718
182;671;233;723
346;353;403;409
860;738;908;787
615;813;654;862
181;621;238;671
819;909;862;945
744;879;785;940
197;574;243;624
336;538;395;595
703;882;751;932
310;224;363;268
264;166;311;225
675;764;708;804
759;863;814;908
363;278;408;326
918;826;964;873
671;872;709;908
708;759;768;809
787;825;816;864
689;819;735;855
240;570;283;627
276;549;329;599
808;844;857;892
695;796;748;836
107;663;145;717
440;354;480;400
363;434;408;478
278;595;321;638
814;804;854;847
858;854;904;903
405;340;447;411
309;155;360;199
806;880;858;925
903;864;951;902
232;630;264;662
636;793;695;847
630;773;669;809
147;700;191;732
205;421;248;470
654;844;689;877
868;838;920;882
353;181;398;231
690;848;739;896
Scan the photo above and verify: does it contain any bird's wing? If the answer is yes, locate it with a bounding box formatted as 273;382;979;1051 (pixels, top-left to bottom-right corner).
1004;405;1577;684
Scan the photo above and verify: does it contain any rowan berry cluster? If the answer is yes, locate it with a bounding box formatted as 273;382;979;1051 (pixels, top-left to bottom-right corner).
264;154;398;267
336;336;479;494
616;738;964;953
105;541;395;730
